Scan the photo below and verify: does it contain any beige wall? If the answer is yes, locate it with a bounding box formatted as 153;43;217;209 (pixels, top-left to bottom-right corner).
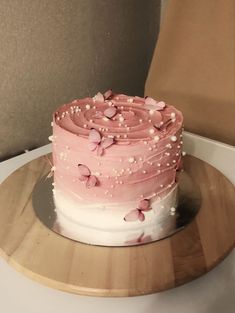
146;0;235;146
0;0;160;160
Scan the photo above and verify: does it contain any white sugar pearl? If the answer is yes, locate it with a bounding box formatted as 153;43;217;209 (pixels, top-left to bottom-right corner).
182;151;186;156
157;163;161;167
149;147;153;151
142;170;147;174
160;184;164;188
173;160;176;163
171;136;177;142
167;163;170;166
103;117;109;122
139;119;143;123
119;116;124;122
85;104;91;110
129;157;135;163
48;135;53;141
154;135;160;142
149;128;155;134
51;122;53;126
171;112;176;119
170;207;176;212
149;110;155;115
127;98;133;103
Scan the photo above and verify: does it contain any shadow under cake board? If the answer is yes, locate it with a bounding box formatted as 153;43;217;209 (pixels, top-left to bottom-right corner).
0;155;234;296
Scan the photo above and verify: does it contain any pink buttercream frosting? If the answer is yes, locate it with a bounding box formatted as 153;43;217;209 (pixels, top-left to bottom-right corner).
51;92;183;204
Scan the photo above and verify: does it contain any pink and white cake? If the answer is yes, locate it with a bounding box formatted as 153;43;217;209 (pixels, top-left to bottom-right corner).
50;91;184;246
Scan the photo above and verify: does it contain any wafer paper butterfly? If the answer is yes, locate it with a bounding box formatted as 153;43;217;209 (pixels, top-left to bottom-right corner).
145;97;166;111
93;90;114;102
77;164;98;188
89;128;114;156
93;105;117;119
124;199;152;222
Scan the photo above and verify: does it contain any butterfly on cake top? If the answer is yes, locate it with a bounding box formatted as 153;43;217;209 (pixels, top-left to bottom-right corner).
49;90;185;246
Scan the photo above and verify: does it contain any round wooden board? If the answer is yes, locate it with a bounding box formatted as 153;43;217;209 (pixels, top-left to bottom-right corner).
0;155;234;297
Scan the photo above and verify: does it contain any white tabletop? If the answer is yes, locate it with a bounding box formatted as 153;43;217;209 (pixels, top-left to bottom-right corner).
0;132;234;313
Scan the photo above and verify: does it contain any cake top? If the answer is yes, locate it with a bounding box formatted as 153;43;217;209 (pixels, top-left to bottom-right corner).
53;91;183;150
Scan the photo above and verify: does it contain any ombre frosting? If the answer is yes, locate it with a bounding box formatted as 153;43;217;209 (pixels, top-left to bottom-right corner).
51;91;184;246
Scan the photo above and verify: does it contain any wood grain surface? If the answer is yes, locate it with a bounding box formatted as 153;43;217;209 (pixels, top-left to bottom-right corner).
0;155;234;297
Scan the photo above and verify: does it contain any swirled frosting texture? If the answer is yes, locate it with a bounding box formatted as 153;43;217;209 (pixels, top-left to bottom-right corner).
52;93;183;204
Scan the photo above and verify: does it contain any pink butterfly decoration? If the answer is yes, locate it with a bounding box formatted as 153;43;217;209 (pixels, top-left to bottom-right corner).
93;92;104;102
145;97;166;111
89;128;114;156
103;106;117;118
104;89;113;100
93;106;117;119
125;232;152;245
124;199;152;222
77;164;98;188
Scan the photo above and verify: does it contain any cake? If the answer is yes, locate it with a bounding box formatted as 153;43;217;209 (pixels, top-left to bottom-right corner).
50;91;184;246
